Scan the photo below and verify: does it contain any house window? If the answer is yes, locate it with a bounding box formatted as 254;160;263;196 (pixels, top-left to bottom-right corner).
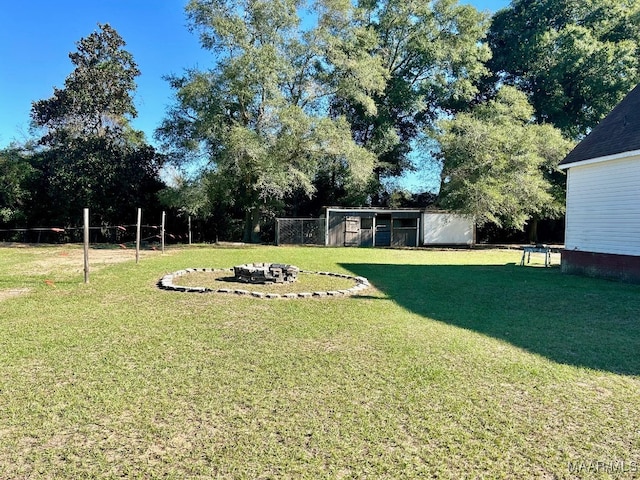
361;217;373;229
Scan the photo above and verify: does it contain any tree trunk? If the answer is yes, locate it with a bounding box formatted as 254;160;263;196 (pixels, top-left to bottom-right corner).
528;217;539;244
243;207;261;243
371;169;383;206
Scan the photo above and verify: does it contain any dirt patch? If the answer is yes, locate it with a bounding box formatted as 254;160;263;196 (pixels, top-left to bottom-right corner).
0;288;31;301
0;244;170;285
10;245;161;276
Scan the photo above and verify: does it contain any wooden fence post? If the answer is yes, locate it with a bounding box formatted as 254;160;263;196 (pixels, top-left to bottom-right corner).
161;211;166;254
136;208;142;264
83;208;89;284
188;215;192;245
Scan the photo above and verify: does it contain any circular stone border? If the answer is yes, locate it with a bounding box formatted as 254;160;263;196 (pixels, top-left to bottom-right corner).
157;268;370;299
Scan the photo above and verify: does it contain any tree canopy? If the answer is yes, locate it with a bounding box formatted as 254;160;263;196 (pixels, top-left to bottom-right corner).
28;24;163;226
0;147;35;225
31;23;141;144
4;2;637;242
331;0;491;196
436;87;574;231
158;0;383;241
487;0;640;138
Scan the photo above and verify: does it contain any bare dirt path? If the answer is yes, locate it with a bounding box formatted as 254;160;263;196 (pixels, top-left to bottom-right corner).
0;243;166;300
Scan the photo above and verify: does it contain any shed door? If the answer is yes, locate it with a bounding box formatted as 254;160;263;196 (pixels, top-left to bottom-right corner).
344;216;360;246
375;214;391;246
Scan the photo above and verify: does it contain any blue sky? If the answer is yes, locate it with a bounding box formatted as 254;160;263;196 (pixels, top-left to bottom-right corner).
0;0;509;189
0;1;210;147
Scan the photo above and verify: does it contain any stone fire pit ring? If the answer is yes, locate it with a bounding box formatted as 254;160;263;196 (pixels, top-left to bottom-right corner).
157;266;369;299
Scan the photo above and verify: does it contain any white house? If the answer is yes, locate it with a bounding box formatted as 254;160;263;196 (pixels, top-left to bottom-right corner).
559;84;640;282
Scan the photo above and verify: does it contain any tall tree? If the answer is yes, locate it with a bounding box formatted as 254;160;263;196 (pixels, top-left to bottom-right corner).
32;23;140;143
30;24;163;226
436;87;574;234
331;0;491;200
487;0;640;138
158;0;383;242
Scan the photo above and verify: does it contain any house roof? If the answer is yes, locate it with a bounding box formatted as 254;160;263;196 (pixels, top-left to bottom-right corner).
559;84;640;167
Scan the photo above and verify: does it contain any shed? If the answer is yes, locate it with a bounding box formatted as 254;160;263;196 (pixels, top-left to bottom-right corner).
323;207;475;247
558;84;640;282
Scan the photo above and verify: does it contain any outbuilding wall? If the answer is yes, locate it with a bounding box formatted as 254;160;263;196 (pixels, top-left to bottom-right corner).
323;208;475;247
564;154;640;256
422;212;475;246
326;209;421;247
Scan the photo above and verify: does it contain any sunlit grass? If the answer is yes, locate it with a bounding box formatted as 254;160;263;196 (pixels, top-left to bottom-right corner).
0;244;638;478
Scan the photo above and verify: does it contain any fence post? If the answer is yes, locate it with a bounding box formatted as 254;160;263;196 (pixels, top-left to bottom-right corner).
161;211;166;254
83;208;89;284
136;208;142;264
324;210;331;246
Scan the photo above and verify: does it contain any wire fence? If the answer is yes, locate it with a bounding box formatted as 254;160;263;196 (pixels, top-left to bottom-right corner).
0;209;280;285
0;212;278;246
0;224;185;246
275;218;325;245
0;207;191;247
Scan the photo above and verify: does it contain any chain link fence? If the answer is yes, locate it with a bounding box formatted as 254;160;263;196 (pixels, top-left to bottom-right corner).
275;218;325;245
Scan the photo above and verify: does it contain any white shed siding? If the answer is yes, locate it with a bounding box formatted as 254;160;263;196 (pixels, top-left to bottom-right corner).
565;154;640;256
422;213;474;245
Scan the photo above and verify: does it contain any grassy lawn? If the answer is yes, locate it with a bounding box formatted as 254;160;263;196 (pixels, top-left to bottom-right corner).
0;244;639;478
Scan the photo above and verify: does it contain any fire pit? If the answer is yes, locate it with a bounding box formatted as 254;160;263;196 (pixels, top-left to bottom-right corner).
233;263;299;284
158;266;370;298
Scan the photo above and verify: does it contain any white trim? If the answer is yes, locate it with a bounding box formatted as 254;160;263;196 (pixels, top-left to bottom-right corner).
324;209;330;246
559;148;640;170
323;207;424;214
372;215;376;247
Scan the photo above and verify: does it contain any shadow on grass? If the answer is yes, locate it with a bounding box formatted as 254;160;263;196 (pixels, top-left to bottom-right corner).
342;262;640;376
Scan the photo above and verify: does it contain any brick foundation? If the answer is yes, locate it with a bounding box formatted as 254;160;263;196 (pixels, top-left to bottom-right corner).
561;250;640;283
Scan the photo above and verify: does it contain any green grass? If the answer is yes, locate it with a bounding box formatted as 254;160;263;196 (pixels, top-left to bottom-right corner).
0;244;639;478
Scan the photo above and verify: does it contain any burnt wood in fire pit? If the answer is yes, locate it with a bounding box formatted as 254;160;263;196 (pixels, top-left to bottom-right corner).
233;263;299;284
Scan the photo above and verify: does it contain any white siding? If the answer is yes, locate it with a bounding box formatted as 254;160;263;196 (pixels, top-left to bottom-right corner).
565;154;640;256
422;213;474;245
